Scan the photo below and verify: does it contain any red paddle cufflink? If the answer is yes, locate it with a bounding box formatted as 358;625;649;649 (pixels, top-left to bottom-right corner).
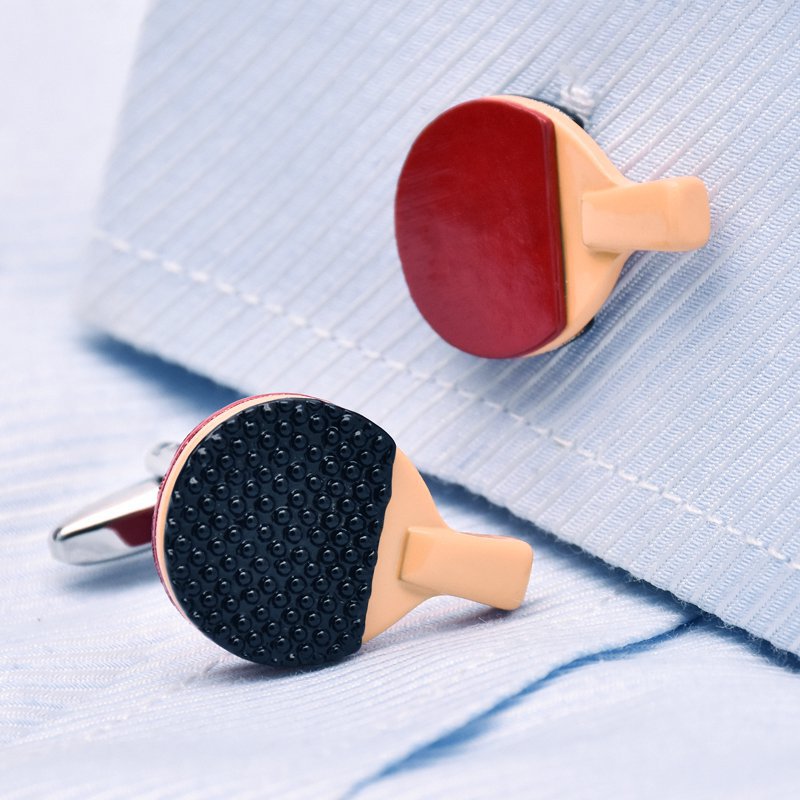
52;395;533;667
395;96;711;359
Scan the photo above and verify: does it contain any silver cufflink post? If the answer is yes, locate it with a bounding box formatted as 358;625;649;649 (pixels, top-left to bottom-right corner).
49;442;177;565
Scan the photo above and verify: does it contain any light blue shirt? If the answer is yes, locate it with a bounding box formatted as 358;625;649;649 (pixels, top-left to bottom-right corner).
2;2;799;797
86;0;800;656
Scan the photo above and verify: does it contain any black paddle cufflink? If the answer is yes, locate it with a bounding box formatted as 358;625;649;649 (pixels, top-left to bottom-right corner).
53;395;533;667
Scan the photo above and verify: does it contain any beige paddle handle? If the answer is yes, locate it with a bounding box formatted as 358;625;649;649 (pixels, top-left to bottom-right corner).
400;526;533;610
582;176;710;253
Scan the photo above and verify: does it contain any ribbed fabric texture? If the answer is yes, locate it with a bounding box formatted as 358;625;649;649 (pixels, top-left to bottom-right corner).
357;621;800;800
5;7;800;797
83;0;800;654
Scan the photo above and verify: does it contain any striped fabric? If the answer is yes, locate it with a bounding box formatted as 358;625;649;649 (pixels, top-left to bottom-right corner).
6;5;800;796
358;620;800;800
83;0;800;654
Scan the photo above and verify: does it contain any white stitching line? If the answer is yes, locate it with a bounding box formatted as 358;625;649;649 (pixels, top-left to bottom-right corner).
95;231;800;572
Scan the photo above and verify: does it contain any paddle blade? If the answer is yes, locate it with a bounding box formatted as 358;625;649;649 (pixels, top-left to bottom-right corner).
395;97;566;359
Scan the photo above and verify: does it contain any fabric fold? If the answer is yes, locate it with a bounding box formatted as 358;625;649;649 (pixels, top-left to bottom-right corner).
82;0;800;654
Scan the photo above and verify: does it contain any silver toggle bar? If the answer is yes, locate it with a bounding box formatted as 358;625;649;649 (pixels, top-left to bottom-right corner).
49;442;178;565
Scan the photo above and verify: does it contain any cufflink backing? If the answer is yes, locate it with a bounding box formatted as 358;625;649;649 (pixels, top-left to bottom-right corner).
394;96;711;358
52;394;533;668
49;441;176;564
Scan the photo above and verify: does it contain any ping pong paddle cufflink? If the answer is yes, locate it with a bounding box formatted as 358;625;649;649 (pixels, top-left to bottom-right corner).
52;395;533;667
395;96;711;358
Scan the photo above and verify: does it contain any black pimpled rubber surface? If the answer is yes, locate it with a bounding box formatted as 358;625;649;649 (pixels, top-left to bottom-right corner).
162;397;396;667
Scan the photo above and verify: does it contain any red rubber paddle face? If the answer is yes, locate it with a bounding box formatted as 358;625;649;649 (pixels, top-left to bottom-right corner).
395;98;566;359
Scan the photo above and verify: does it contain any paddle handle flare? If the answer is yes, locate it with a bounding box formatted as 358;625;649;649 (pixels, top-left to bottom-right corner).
400;526;533;610
581;176;710;253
